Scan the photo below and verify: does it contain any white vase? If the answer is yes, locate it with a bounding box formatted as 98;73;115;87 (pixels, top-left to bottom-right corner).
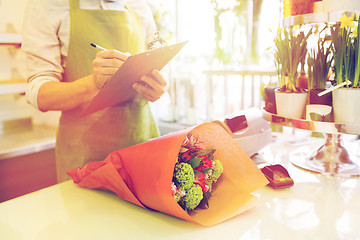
275;89;308;119
332;88;360;124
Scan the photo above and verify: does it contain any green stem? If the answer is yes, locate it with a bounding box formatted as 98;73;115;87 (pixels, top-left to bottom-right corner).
354;17;360;88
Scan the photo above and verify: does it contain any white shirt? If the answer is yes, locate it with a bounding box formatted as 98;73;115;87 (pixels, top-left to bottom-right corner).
22;0;157;109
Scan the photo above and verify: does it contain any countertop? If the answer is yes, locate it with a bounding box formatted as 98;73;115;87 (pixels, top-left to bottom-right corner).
0;132;359;240
0;125;56;159
0;119;187;159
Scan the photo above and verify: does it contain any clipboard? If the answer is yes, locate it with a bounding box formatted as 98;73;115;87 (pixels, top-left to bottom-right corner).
80;41;188;117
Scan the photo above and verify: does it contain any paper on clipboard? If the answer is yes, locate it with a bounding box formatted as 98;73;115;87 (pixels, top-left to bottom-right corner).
80;41;188;117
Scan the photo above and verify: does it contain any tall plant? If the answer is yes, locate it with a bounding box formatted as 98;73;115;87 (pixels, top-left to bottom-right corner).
354;15;360;87
210;0;248;65
273;26;312;92
330;14;360;87
307;37;333;90
210;0;263;65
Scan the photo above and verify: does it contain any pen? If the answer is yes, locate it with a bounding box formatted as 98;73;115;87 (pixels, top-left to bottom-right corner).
90;43;108;51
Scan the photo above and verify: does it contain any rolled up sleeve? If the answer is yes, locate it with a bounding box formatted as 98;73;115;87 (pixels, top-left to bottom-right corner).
22;0;67;109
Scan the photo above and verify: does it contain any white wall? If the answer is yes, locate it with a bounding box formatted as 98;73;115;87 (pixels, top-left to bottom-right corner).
0;0;60;128
0;0;28;81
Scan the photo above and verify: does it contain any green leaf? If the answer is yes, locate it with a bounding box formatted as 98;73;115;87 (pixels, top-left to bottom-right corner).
188;156;201;169
198;192;212;209
354;16;360;87
196;148;216;156
179;147;188;153
201;168;212;174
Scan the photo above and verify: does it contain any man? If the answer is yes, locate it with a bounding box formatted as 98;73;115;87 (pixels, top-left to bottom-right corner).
22;0;167;182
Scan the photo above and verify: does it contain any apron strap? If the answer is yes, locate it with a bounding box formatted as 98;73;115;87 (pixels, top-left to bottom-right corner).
69;0;80;10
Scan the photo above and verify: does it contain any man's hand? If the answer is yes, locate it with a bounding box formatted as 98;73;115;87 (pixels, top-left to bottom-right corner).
132;69;168;102
92;50;130;89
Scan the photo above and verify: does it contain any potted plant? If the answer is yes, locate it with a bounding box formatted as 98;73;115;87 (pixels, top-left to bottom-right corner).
307;33;333;106
273;26;312;119
331;14;360;123
262;83;277;114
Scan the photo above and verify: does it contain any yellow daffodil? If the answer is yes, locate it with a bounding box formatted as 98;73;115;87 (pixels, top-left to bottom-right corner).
351;26;358;38
292;25;300;30
340;14;355;30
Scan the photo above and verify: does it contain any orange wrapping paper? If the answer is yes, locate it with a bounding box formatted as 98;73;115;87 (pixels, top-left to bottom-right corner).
67;122;269;226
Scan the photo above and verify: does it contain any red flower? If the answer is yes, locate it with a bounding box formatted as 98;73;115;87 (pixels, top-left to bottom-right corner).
194;172;210;193
194;180;210;193
193;155;213;172
196;172;206;182
181;151;192;162
203;184;210;193
201;156;213;168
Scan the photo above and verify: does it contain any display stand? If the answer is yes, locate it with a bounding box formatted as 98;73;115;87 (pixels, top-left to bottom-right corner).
262;110;360;178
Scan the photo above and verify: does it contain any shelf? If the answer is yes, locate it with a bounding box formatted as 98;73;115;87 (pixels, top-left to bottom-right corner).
283;10;360;26
0;33;22;47
0;124;56;160
262;109;360;177
262;109;360;135
0;81;27;95
203;65;277;76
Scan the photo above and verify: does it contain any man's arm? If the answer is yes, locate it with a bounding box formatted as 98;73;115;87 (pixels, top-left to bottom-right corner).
37;75;98;111
37;50;129;112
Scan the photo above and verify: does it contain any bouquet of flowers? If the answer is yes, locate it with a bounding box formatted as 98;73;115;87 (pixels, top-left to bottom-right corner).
68;123;268;226
172;133;223;212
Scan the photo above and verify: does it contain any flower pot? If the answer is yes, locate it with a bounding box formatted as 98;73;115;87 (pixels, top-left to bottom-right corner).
332;88;360;123
309;89;332;106
275;89;308;119
306;104;332;121
296;72;308;90
290;0;314;15
264;86;277;114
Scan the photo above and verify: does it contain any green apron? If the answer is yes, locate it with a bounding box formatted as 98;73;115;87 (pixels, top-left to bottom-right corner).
56;0;160;182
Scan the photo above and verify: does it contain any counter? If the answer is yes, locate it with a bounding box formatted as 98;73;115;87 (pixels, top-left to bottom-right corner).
0;132;359;240
0;124;56;159
0;125;57;202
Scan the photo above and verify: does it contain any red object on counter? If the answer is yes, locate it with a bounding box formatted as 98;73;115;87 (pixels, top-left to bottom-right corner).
261;164;294;189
